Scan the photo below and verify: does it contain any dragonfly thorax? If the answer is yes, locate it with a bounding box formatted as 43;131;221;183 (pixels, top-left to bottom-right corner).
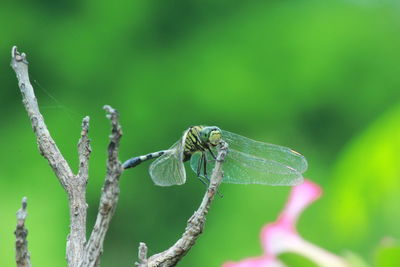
183;126;221;162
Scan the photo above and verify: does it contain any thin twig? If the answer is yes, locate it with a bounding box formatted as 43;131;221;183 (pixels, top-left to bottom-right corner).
80;105;123;267
15;197;31;267
10;45;73;191
78;116;91;180
66;116;91;266
138;140;228;267
11;46;90;267
137;243;148;266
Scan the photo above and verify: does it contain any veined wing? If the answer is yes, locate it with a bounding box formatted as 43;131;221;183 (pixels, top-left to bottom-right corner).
190;130;307;186
149;139;186;186
222;130;308;174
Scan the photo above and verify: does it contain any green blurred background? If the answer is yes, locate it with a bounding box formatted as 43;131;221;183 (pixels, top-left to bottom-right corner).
1;0;400;266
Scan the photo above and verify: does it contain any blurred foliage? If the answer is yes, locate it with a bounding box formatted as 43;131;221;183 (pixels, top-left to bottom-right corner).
323;104;400;258
1;0;400;266
280;253;318;267
374;243;400;267
343;251;369;267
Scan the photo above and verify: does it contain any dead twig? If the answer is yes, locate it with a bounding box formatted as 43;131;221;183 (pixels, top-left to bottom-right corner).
137;141;228;267
11;45;225;267
11;46;123;267
80;106;123;267
15;197;31;267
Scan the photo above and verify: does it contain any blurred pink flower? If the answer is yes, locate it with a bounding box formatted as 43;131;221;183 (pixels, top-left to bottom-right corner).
223;180;348;267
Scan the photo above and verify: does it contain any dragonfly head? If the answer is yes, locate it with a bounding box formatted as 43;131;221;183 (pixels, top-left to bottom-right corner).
200;126;222;146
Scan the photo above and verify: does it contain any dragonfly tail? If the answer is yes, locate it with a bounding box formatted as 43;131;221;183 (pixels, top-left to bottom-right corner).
122;150;166;169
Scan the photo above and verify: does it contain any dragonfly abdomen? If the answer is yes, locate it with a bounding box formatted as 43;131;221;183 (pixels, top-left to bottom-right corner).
122;151;165;169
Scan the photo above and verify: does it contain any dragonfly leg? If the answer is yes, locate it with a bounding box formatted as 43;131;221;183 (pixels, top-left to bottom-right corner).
194;153;223;197
208;148;217;160
197;175;210;188
195;153;211;189
196;152;204;177
203;153;210;183
203;152;223;198
198;153;211;187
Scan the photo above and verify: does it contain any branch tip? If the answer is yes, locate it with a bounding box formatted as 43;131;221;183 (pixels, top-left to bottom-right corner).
79;105;123;267
103;105;113;112
12;45;17;58
11;46;28;64
81;116;90;135
103;105;119;122
21;196;28;210
16;197;28;220
15;197;31;267
78;115;91;182
139;242;148;258
216;140;228;162
82;116;90;126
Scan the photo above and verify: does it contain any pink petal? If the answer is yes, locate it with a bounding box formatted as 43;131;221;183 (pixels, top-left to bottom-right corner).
261;225;348;267
278;180;322;229
261;179;322;254
224;179;347;267
261;221;301;255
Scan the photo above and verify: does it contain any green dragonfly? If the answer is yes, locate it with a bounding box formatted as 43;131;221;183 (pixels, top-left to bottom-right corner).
122;126;307;186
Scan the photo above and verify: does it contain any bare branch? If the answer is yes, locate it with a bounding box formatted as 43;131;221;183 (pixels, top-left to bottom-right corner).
15;197;31;267
10;46;74;191
11;45;225;267
66;117;91;267
11;46;89;267
78;116;91;180
136;243;148;266
140;141;228;267
81;105;123;267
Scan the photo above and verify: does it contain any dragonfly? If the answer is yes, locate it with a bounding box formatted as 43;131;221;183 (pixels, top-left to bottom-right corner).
122;126;307;186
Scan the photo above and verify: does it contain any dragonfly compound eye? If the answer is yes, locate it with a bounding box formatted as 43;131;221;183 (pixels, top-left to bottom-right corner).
208;129;222;145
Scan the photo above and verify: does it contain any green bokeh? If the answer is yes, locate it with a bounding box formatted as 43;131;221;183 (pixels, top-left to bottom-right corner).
1;0;400;266
375;244;400;267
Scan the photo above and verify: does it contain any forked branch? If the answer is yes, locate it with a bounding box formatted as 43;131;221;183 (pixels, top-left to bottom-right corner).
11;45;226;267
11;46;123;267
80;106;123;267
11;46;87;265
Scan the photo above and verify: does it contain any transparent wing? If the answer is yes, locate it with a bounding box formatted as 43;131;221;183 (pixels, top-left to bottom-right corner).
222;130;308;174
149;139;186;186
190;130;307;186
